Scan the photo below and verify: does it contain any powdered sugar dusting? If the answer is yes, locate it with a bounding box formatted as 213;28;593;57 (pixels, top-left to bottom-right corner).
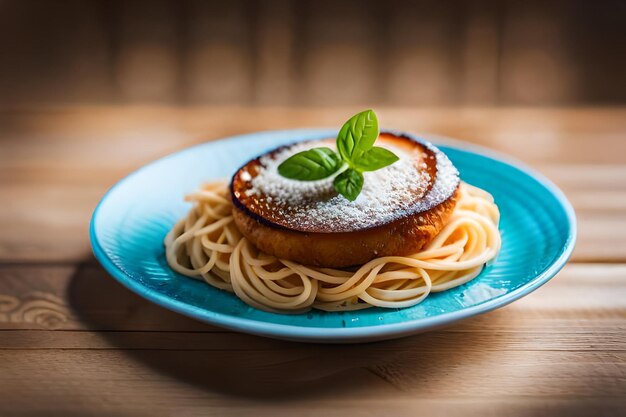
237;135;459;233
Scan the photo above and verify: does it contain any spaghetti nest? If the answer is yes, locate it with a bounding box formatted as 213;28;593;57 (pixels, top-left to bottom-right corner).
165;182;501;313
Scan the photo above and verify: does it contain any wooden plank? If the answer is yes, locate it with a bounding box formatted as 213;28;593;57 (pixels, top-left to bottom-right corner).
298;0;380;105
386;1;463;105
0;349;622;396
1;107;624;166
0;263;624;414
0;1;114;106
499;1;577;104
0;2;622;109
0;263;624;333
0;348;623;416
113;0;182;102
0;388;623;417
460;0;499;104
1;325;624;351
0;264;218;332
252;0;297;105
0;107;624;262
184;1;253;104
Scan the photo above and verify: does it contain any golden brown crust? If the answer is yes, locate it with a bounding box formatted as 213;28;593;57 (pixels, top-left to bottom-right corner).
230;132;460;268
232;186;459;268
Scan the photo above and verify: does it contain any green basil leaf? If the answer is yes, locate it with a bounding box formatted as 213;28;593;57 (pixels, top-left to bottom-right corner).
333;168;364;201
353;146;400;172
336;109;379;164
277;147;342;181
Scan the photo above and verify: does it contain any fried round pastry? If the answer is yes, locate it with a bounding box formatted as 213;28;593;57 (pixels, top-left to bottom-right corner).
230;132;460;268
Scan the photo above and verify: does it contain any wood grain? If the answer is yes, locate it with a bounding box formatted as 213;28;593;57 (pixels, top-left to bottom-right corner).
1;107;625;262
0;263;624;416
0;263;624;332
1;1;623;107
0;107;624;416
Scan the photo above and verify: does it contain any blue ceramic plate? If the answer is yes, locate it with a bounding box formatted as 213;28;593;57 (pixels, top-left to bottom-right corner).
90;129;576;343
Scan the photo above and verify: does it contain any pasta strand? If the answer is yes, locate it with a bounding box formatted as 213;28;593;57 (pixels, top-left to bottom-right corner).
164;182;501;313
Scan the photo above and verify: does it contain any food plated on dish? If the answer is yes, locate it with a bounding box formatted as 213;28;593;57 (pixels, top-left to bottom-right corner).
165;110;501;313
90;113;575;342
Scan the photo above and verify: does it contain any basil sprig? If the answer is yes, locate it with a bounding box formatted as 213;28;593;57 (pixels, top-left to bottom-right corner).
277;109;399;201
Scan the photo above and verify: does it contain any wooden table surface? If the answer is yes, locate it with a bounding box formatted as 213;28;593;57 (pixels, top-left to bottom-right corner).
1;107;625;417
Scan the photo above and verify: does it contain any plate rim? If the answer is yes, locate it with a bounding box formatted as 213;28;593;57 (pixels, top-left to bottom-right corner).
90;128;577;342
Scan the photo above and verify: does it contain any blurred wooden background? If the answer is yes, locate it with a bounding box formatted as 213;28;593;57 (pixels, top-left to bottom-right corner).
1;1;625;415
0;0;624;107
